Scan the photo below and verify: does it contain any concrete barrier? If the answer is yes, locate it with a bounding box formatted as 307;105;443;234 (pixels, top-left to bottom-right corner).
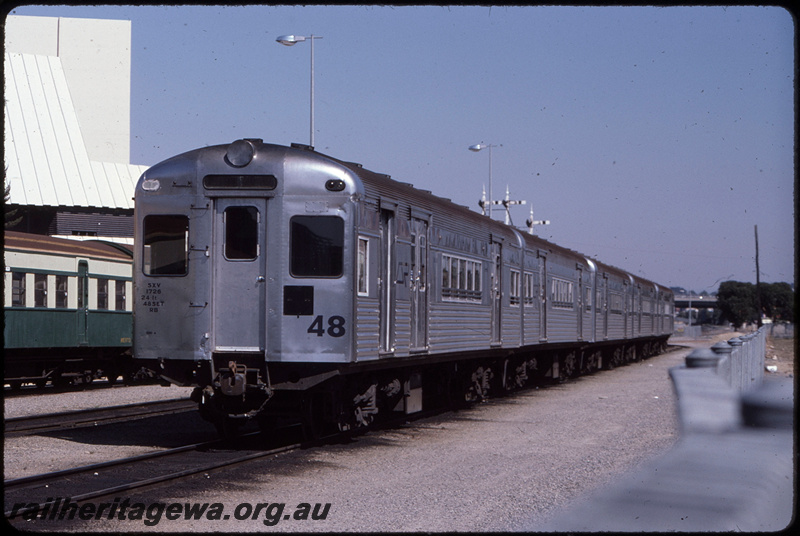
526;326;793;532
708;327;766;391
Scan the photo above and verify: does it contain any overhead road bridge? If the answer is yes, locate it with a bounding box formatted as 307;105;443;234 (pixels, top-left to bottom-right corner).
674;295;718;309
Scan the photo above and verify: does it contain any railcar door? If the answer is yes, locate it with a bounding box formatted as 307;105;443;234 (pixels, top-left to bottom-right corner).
379;208;396;354
490;241;502;345
77;260;89;345
625;280;632;338
601;275;609;340
577;265;584;341
212;199;267;353
538;252;547;342
409;217;429;351
635;285;642;335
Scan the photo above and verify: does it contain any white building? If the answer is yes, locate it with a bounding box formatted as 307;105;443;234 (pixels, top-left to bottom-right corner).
4;15;147;242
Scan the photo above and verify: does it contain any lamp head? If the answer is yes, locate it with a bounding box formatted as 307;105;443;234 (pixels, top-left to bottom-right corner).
276;35;305;46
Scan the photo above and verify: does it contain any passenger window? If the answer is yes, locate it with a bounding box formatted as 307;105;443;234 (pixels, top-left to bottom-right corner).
143;215;189;275
225;206;259;260
12;272;26;306
97;278;109;310
34;274;47;307
55;275;68;308
290;216;344;277
115;280;126;311
357;237;369;295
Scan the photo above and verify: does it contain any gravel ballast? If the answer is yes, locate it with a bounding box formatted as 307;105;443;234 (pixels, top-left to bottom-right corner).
5;342;696;532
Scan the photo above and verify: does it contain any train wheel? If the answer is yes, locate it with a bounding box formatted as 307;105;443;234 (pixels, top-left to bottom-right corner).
500;359;513;392
465;365;493;402
524;357;545;385
607;347;624;369
104;369;120;385
559;352;577;380
300;392;339;441
351;383;379;428
582;351;600;374
446;365;470;408
52;373;69;389
73;371;94;388
500;358;527;392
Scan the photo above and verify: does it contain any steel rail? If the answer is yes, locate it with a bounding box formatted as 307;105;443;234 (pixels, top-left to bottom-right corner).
4;398;196;436
3;432;302;519
4;403;451;521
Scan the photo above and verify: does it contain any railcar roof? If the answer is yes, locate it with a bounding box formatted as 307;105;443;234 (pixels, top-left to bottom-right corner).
142;141;669;293
309;145;666;290
4;231;133;262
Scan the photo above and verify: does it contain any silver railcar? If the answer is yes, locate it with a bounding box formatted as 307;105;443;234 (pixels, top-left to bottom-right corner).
133;140;673;435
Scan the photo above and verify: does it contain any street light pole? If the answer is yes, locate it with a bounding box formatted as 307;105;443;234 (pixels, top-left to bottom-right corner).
687;273;734;328
276;34;323;147
469;143;500;219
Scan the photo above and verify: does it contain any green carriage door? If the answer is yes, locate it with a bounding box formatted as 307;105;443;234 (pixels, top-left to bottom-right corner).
77;260;89;345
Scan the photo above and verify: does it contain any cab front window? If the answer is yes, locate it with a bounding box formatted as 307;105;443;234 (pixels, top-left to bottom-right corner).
290;216;344;277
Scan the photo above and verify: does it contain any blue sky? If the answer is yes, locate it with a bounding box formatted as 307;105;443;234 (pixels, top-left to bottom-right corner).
7;4;795;293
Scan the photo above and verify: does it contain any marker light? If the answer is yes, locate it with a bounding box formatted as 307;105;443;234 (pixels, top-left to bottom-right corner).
325;179;346;192
141;179;161;191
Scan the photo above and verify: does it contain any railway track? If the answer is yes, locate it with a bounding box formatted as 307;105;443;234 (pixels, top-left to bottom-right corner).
4;402;451;523
4;398;196;437
3;432;303;520
4;347;681;525
3;372;162;397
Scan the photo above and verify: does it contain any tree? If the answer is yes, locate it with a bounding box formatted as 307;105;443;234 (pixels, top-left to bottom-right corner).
4;179;22;229
717;280;796;328
761;282;794;323
717;281;759;329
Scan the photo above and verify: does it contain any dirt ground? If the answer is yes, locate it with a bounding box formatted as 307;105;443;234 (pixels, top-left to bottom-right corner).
766;336;795;378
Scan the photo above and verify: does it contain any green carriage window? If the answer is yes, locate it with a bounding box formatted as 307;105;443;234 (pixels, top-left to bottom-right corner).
115;280;126;311
56;275;68;308
12;272;26;306
97;278;109;310
34;274;47;307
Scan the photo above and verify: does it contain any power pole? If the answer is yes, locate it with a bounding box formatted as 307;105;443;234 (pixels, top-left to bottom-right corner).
755;225;762;328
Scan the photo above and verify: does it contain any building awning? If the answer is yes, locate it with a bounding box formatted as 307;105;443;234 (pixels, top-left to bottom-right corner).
4;52;147;210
